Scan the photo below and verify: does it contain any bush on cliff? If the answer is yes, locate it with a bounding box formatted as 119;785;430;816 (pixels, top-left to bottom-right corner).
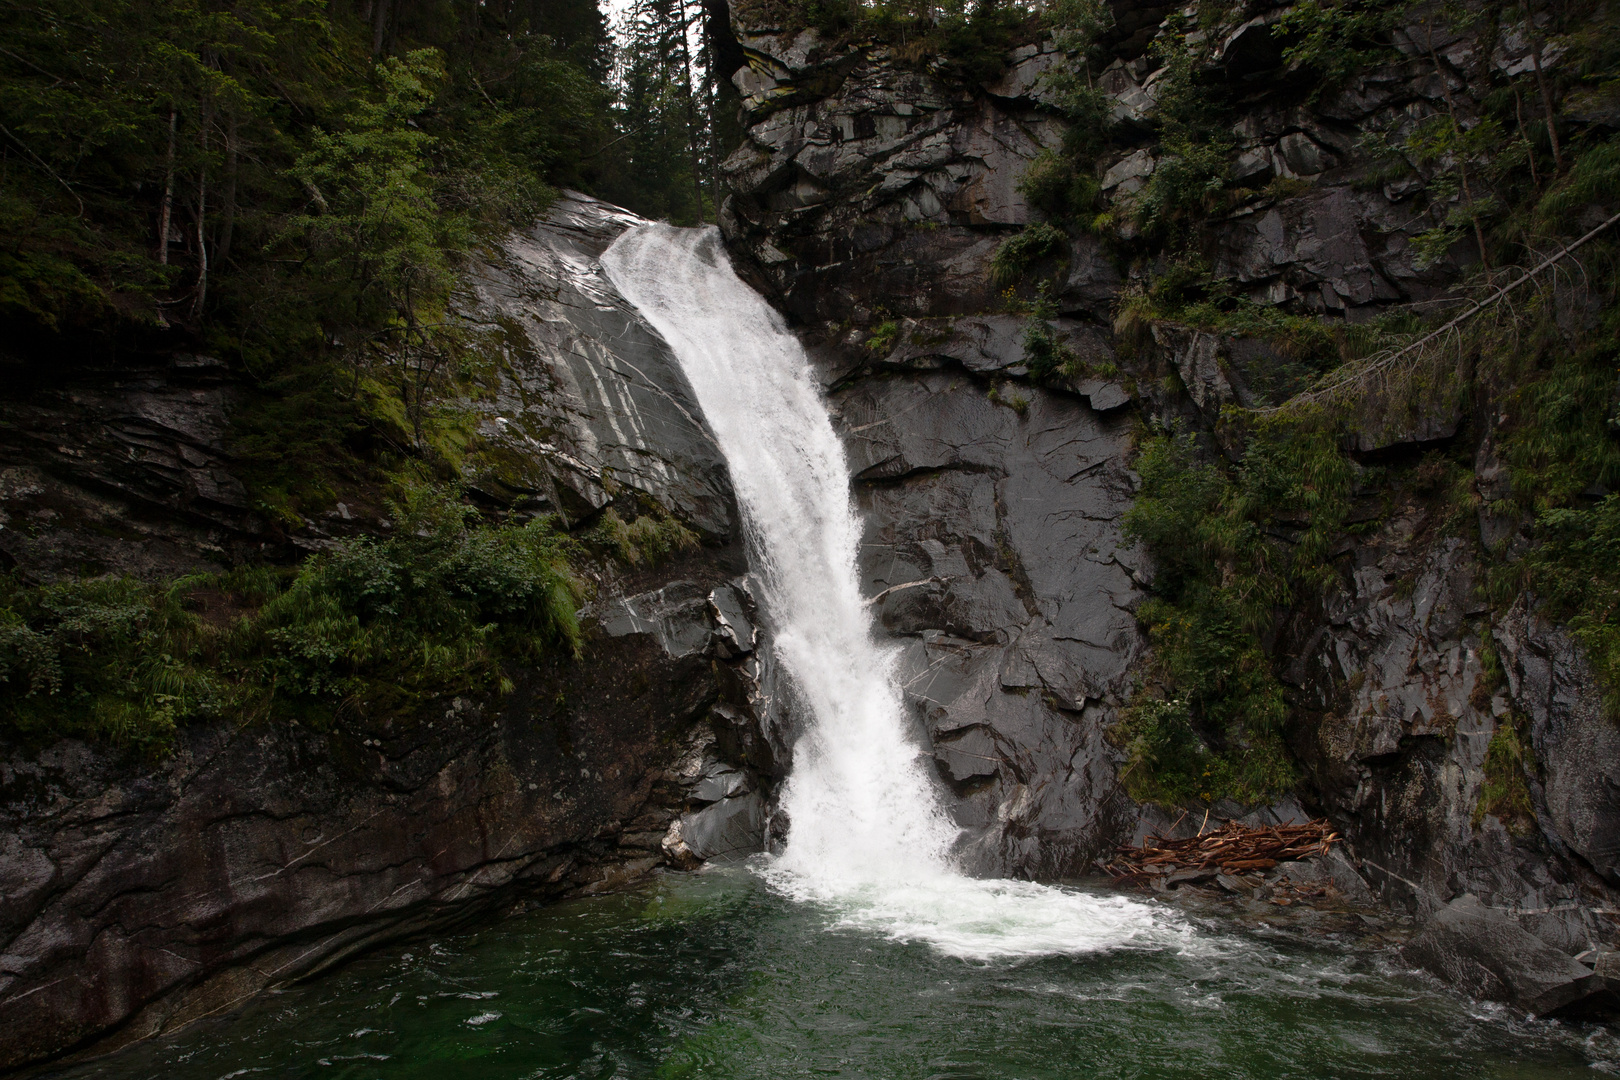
738;0;1032;80
1119;419;1360;805
0;486;581;751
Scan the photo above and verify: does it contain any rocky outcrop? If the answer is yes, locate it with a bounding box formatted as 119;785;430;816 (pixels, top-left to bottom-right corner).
830;347;1145;876
714;0;1620;964
0;194;778;1071
1404;894;1619;1017
0;354;260;583
458;197;736;539
1281;507;1620;952
721;28;1079;324
1496;605;1620;892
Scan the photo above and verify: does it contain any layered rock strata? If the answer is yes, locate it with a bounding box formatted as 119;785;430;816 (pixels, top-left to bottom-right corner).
0;195;779;1071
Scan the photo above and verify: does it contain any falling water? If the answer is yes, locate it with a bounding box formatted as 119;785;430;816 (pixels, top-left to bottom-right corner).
602;225;1179;960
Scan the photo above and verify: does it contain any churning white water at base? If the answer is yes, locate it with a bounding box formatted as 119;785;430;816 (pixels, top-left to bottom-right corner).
602;224;1181;961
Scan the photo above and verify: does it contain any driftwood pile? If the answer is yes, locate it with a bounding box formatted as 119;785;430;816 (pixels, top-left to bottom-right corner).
1101;817;1341;891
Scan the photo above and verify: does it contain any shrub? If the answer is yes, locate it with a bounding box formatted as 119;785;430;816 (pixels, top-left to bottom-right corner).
1119;419;1355;804
0;575;228;750
0;488;583;751
1115;693;1298;807
1131;26;1236;244
1473;716;1536;834
991;222;1069;286
1020;282;1077;382
865;320;901;355
1018;150;1103;221
1503;496;1620;718
589;507;701;568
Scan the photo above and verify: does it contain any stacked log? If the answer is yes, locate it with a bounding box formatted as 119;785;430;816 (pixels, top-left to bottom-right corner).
1101;818;1340;888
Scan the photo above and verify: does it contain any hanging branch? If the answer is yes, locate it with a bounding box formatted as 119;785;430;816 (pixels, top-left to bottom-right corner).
0;124;84;215
1257;210;1620;414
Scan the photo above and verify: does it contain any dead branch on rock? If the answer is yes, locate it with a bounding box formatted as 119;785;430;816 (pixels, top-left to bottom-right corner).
1257;210;1620;415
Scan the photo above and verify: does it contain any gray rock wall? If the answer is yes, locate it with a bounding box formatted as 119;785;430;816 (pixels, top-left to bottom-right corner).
716;2;1620;936
459;195;736;540
0;194;779;1071
829;355;1144;875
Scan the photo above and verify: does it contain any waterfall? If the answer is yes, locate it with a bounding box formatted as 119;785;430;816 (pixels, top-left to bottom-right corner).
603;225;1177;960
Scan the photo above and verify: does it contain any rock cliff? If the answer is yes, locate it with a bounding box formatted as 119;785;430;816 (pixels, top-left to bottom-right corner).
5;0;1620;1063
0;195;780;1070
715;0;1620;947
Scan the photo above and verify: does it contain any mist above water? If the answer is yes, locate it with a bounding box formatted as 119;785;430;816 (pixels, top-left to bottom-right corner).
602;225;1177;959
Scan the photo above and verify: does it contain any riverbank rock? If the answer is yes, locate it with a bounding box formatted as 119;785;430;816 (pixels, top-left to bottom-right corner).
1403;895;1619;1017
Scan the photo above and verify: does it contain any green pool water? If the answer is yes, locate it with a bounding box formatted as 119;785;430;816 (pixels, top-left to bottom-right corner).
41;868;1618;1079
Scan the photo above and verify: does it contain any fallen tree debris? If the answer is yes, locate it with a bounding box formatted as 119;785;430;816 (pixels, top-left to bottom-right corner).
1100;818;1341;889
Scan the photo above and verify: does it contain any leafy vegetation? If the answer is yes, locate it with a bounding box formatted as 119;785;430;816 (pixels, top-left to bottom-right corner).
736;0;1033;81
606;0;738;225
990;222;1068;285
1115;152;1620;801
0;486;582;751
1275;0;1406;99
865;319;901;354
0;0;620;340
1500;496;1620;717
1474;715;1536;834
0;0;747;756
1117;420;1361;804
0;0;737;517
589;507;701;568
1130;23;1238;245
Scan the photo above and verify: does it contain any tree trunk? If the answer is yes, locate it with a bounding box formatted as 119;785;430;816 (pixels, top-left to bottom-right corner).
193;162;208;316
372;0;392;57
1527;25;1563;171
704;36;721;214
1425;22;1492;275
1514;85;1540;188
218;110;238;261
157;109;177;265
193;82;215;317
676;0;704;223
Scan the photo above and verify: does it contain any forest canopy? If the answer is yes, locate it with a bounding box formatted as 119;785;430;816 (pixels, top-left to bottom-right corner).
0;0;733;356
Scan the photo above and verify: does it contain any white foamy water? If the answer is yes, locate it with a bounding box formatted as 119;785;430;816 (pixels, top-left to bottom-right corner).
602;225;1181;960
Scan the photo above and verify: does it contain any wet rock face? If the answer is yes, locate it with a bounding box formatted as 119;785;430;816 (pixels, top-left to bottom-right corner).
460;194;736;541
1282;510;1620;953
0;195;777;1071
0;355;259;582
721;30;1070;325
1496;607;1620;889
0;625;720;1069
717;2;1620;952
819;349;1146;877
1404;894;1619;1018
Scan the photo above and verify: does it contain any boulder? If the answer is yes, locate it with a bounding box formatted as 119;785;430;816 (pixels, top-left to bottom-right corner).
1402;895;1618;1017
1273;848;1378;905
679;791;768;862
